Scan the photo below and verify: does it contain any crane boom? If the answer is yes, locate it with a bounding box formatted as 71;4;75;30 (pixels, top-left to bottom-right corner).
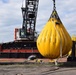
15;0;39;41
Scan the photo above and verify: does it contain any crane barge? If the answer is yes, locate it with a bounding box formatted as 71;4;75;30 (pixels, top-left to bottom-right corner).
0;0;43;58
0;0;76;62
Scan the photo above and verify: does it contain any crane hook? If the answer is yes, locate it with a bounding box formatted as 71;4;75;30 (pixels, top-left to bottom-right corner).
53;0;56;10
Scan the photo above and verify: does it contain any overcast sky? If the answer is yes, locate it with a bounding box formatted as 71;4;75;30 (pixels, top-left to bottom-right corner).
0;0;76;43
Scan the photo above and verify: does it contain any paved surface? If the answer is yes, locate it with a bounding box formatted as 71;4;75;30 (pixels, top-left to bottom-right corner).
0;58;76;75
0;64;76;75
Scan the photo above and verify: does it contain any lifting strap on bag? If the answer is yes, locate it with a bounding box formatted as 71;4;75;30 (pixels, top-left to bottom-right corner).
52;0;62;58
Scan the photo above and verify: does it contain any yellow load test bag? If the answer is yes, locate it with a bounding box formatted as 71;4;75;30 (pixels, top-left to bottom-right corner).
37;0;72;59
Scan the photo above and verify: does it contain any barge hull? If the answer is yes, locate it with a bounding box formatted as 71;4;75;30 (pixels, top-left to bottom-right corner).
0;41;43;58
